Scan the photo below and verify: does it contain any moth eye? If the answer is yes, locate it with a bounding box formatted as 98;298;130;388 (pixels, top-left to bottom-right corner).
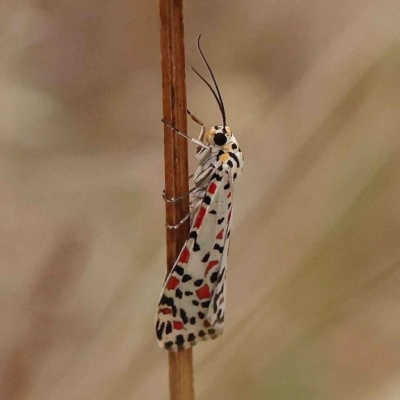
214;132;227;146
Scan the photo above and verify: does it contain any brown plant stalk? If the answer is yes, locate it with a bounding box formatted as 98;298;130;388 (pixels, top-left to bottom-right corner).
159;0;195;399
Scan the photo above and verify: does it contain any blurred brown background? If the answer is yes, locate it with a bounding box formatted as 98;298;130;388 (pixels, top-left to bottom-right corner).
1;1;400;399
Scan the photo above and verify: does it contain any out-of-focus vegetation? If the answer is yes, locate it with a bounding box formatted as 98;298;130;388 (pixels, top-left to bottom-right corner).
1;1;400;399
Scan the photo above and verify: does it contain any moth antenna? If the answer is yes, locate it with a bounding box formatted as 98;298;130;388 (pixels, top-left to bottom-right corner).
191;67;225;125
194;34;227;129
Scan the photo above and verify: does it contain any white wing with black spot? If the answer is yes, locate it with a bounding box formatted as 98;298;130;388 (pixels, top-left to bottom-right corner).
155;168;233;351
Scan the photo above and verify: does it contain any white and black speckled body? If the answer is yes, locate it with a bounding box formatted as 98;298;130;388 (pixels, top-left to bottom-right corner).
156;125;244;351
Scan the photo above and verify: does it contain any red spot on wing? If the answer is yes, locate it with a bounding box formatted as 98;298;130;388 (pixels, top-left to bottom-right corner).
227;192;232;198
206;260;219;274
167;276;180;290
208;182;218;194
179;246;190;263
173;321;184;330
216;229;224;240
194;207;207;229
160;308;172;315
203;320;211;327
196;284;211;299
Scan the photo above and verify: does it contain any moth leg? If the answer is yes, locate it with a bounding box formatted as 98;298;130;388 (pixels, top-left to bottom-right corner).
162;187;196;203
161;172;195;202
162;119;208;149
165;212;191;229
187;109;206;142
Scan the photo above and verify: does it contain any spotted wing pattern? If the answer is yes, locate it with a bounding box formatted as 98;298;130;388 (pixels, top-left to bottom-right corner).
155;166;233;351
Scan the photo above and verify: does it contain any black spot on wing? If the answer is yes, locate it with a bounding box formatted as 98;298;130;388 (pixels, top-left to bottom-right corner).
202;252;211;262
165;321;172;335
188;333;196;342
176;288;183;299
189;231;197;240
192;300;199;306
180;308;188;324
193;242;200;252
210;271;218;283
203;195;212;205
190;317;196;325
212;171;223;181
218;269;225;283
201;300;211;308
185;290;193;296
175;335;184;346
198;311;205;319
175;266;184;276
159;297;177;318
214;243;224;253
160;295;174;307
231;143;238;150
156;321;165;340
217;217;225;225
209;210;217;214
227;160;234;168
194;279;203;287
224;182;230;190
165;341;173;349
182;274;192;283
233;172;237;180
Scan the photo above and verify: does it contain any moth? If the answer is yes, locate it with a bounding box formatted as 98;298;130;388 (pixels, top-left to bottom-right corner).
156;35;244;351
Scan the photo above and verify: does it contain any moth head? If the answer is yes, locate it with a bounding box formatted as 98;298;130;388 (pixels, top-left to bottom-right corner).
206;126;232;146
